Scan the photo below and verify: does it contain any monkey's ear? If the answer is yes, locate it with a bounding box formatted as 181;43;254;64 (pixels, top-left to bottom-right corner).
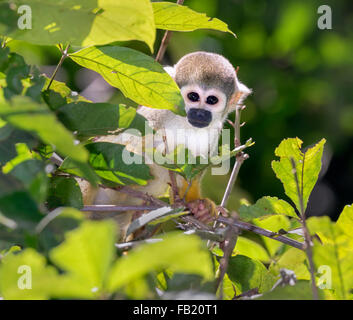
164;66;176;79
229;80;252;112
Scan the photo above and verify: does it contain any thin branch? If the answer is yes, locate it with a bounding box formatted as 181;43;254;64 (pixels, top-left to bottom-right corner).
112;185;168;207
46;44;70;90
290;158;319;300
215;217;239;292
155;0;185;63
218;216;305;250
82;205;162;212
215;101;248;297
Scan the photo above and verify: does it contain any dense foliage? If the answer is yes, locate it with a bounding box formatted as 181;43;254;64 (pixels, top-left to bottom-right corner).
0;0;352;300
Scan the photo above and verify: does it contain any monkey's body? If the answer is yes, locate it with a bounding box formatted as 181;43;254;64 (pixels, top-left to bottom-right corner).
79;52;251;239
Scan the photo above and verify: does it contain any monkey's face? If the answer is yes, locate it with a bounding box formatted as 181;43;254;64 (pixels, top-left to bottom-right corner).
181;84;227;128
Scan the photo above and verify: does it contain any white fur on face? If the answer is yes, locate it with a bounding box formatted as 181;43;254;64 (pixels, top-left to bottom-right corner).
180;84;227;121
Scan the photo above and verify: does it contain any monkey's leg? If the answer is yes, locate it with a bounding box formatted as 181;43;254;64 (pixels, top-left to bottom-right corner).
179;177;217;224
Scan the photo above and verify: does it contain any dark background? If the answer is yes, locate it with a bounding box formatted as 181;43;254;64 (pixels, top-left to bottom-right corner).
8;0;353;219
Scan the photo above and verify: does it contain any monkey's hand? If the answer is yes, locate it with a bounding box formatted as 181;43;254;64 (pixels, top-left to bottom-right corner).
187;198;217;224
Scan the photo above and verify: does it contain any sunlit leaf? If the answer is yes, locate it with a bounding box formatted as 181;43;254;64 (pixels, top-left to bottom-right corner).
257;280;314;300
1;0;156;50
269;247;310;280
152;2;235;36
107;232;213;292
42;78;90;111
271;138;326;214
84;142;152;186
253;215;291;257
0;248;58;299
49;220;116;295
234;237;270;263
239;196;298;221
336;204;353;239
69;46;184;114
307;215;353;299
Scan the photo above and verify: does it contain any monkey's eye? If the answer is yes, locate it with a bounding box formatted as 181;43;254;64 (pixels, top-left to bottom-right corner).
187;92;200;102
206;95;219;105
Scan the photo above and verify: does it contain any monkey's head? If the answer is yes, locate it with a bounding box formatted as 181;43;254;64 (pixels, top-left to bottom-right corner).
173;52;251;128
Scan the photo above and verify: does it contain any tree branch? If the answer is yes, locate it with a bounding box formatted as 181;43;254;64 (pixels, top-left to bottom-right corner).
217;216;305;250
215;98;249;297
82;205;162;212
47;44;70;90
155;0;185;63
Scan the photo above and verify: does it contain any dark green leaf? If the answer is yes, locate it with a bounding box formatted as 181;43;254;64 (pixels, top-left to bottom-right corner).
57;102;149;138
227;255;276;293
85;142;152;186
47;176;83;210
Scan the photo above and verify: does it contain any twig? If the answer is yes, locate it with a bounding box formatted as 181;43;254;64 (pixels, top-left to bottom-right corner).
115;238;163;251
215;218;239;292
290;158;319;300
1;36;8;48
82;205;162;212
217;216;305;250
155;0;185;63
112;185;167;207
46;44;70;90
215;102;248;298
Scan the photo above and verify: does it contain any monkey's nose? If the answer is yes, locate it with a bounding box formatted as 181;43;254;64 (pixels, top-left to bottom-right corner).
187;108;212;128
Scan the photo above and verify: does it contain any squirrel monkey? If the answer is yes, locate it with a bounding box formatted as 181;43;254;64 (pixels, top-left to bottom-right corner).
79;51;251;239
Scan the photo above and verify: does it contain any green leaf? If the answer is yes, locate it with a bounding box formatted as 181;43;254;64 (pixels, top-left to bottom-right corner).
257;280;314;300
234;237;270;263
47;176;83;210
69;46;184;114
2;142;36;173
0;172;43;229
49;220;116;294
253;215;291;257
57;102;149;138
8;159;48;203
59;158;100;187
37;208;84;254
107;232;213;292
0;126;38;166
227;255;276;294
42;78;90;111
154;145;209;181
239;196;298;221
336;204;353;239
0;248;58;299
271;138;326;214
307;215;353;299
0;97;88;162
84;142;152;186
1;0;156;51
269;247;310;280
152;2;235;36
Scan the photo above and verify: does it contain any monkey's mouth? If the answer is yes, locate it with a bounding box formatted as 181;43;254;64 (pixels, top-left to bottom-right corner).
188;119;210;128
187;108;212;128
